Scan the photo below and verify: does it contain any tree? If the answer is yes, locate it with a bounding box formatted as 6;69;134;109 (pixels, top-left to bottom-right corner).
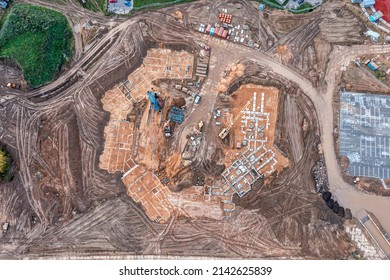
326;199;334;209
345;208;352;220
338;207;345;218
322;191;332;202
332;201;339;213
0;148;12;182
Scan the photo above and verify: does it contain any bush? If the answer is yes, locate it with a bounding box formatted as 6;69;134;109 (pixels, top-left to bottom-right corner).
338;207;345;217
345;208;352;220
322;191;332;202
332;201;339;213
326;198;334;209
0;148;12;182
0;150;8;174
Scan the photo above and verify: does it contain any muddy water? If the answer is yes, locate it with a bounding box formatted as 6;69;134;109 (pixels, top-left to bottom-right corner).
332;187;390;233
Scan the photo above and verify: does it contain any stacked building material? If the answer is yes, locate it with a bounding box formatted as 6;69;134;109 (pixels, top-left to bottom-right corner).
219;13;232;24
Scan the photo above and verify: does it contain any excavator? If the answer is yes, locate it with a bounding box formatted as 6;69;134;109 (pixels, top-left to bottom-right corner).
219;97;253;140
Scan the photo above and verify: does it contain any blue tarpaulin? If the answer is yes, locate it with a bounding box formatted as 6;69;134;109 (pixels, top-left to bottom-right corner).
147;91;160;111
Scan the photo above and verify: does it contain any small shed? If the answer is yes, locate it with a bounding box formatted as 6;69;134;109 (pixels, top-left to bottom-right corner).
367;61;379;71
360;0;376;8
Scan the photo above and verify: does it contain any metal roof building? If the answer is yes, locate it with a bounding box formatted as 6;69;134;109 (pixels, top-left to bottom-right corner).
168;106;185;124
360;0;376;8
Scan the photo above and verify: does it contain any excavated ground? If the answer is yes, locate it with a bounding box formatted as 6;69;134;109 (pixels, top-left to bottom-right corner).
0;0;382;259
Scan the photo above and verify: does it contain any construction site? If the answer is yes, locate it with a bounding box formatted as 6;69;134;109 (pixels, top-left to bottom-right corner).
1;0;390;260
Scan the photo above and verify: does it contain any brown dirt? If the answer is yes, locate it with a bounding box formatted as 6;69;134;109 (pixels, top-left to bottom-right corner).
355;178;390;196
222;84;289;175
276;45;293;65
1;0;370;260
218;64;245;93
0;60;27;91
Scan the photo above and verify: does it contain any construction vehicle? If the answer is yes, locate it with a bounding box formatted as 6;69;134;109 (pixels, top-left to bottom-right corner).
219;98;253;140
164;119;172;138
198;121;204;132
6;83;20;89
147;90;164;111
2;222;9;235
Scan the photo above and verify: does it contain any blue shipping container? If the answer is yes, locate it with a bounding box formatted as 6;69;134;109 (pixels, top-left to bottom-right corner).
367;62;378;71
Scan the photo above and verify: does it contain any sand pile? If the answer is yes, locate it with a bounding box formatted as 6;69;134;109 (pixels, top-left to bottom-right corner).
218;63;245;93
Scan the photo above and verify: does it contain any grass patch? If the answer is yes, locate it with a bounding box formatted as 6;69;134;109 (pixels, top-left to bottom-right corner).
291;3;314;14
134;0;196;9
296;3;313;10
375;70;385;80
0;3;73;88
79;0;107;13
263;0;288;6
258;0;315;13
257;0;286;10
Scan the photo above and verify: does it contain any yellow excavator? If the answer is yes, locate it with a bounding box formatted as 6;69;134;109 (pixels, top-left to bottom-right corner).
219;98;253;140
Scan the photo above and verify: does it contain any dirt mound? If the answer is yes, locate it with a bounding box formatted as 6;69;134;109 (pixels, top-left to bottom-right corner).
164;153;183;178
218;63;246;93
173;10;184;20
276;45;293;65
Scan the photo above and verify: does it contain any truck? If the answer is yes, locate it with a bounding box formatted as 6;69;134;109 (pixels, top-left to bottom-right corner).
164;120;172;138
2;222;9;235
194;94;202;104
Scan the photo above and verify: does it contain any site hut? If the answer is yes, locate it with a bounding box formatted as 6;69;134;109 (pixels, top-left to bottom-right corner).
359;0;376;8
369;11;383;22
196;63;208;78
367;61;379;71
364;30;380;42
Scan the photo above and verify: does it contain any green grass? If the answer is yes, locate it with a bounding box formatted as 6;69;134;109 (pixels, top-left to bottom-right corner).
295;3;313;11
80;0;107;13
291;2;314;14
375;70;385;80
258;0;315;13
0;3;73;88
134;0;195;9
257;0;287;11
264;0;288;6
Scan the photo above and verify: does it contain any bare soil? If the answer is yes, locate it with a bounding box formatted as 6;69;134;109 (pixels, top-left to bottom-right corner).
1;0;384;260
